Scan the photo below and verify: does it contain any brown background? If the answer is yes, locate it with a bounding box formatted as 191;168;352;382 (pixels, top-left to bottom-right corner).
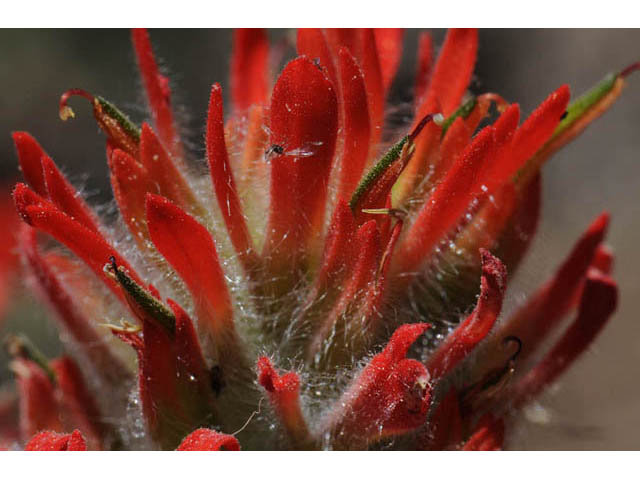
0;29;638;449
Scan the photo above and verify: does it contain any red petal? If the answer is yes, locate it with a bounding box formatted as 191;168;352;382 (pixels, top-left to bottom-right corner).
206;84;256;269
495;212;609;363
20;226;126;383
138;123;202;220
177;428;240;451
257;357;310;446
308;220;382;365
131;29;179;154
146;194;246;378
13;183;142;302
231;29;269;111
592;244;614;274
297;29;338;89
495;173;542;269
414;32;433;105
418;28;478;117
505;85;571;180
322;323;432;448
512;271;617;408
50;357;106;450
108;148;153;243
461;414;505;451
168;300;212;398
316;199;357;289
25;430;87;451
12;132;48;196
356;29;385;146
41;154;100;233
418;388;463;450
430;116;472;186
374;28;404;94
397;126;495;272
264;56;338;267
336;47;371;200
14;358;61;440
427;250;507;379
146;194;233;336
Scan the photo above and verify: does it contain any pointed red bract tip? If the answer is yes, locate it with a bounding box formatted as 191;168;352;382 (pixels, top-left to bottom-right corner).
12;132;48;196
25;430;87;451
397;126;496;272
592;244;614;274
297;28;338;89
131;29;179;154
108;148;152;243
374;28;404;94
427;250;507;380
206;83;256;269
40;154;100;234
146;193;234;343
495;211;609;363
176;428;240;451
336;47;371;200
231;29;269;112
414;32;433;104
419;28;478;117
512;271;618;408
506;84;571;178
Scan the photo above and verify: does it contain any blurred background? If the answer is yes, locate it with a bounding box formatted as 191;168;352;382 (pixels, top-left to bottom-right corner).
0;29;638;449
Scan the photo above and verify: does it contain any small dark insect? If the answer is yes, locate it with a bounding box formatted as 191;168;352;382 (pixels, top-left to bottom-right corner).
210;365;225;396
560;110;569;120
265;144;285;157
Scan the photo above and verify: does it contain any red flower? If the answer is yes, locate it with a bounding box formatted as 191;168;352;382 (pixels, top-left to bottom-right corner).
3;28;633;450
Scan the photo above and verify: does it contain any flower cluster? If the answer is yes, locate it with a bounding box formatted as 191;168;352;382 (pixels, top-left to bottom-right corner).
0;28;632;450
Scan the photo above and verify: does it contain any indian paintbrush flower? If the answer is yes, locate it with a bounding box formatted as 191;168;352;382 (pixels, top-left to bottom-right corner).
0;28;632;450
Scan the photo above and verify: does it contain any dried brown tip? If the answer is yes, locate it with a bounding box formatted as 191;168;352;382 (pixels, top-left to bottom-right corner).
408;113;436;142
620;62;640;79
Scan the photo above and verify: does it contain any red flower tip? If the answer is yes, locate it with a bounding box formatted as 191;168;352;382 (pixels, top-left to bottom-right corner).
231;29;269;112
427;250;507;380
13;182;46;225
257;357;311;447
176;428;240;451
323;323;432;448
25;430;87;451
12;131;48;196
512;270;618;408
131;28;179;155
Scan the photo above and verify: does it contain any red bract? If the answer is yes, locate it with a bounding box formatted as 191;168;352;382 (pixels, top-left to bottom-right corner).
2;28;631;451
176;428;240;451
25;430;87;451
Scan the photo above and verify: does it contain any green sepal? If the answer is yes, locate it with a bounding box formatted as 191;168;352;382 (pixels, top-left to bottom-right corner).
349;136;408;211
551;72;617;141
440;96;477;137
5;334;56;384
96;96;142;142
107;258;175;334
